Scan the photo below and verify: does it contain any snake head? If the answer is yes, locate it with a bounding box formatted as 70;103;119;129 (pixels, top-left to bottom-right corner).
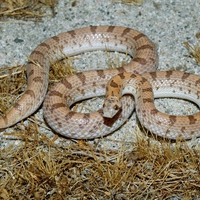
103;96;122;118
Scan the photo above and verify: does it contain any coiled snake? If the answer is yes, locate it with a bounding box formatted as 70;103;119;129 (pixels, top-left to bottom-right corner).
1;26;200;139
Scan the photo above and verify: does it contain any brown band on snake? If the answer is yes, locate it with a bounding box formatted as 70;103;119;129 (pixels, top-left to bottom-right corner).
181;73;190;81
48;91;63;98
188;116;196;125
50;103;66;112
90;26;97;34
97;70;106;78
51;36;60;43
118;73;126;80
68;30;76;38
134;57;148;65
195;79;200;86
130;74;137;79
142;87;153;93
142;98;154;104
168;116;177;127
165;71;173;79
137;44;154;51
150;108;159;116
149;57;157;64
133;33;146;41
107;26;115;33
110;80;119;88
31;50;45;58
65;111;76;121
40;42;51;50
148;72;157;81
117;67;126;74
141;77;148;84
83;113;90;123
76;73;86;85
121;28;131;37
61;78;72;89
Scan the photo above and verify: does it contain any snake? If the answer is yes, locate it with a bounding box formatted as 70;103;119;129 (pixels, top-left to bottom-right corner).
0;26;200;140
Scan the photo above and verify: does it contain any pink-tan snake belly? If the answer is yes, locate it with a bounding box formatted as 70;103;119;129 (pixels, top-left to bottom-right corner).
0;26;200;140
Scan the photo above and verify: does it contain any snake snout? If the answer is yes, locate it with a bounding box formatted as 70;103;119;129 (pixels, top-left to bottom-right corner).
102;96;122;118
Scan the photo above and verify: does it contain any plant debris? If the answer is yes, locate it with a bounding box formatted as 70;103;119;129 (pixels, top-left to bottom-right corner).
1;122;200;199
184;32;200;64
0;0;58;20
111;0;144;6
0;65;26;115
184;41;200;64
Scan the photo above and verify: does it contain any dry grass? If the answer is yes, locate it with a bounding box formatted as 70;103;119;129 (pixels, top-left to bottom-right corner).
0;65;26;115
0;0;58;20
184;41;200;64
184;32;200;65
0;124;200;199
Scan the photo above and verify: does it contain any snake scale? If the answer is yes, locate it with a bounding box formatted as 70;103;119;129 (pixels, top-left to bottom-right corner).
1;26;200;139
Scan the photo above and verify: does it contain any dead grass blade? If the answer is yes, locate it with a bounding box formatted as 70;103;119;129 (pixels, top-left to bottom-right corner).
0;0;58;20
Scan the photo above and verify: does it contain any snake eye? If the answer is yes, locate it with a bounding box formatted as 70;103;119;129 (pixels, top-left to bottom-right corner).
113;105;119;110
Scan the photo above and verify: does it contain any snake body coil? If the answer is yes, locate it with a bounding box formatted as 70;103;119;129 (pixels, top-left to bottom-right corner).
1;26;200;139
